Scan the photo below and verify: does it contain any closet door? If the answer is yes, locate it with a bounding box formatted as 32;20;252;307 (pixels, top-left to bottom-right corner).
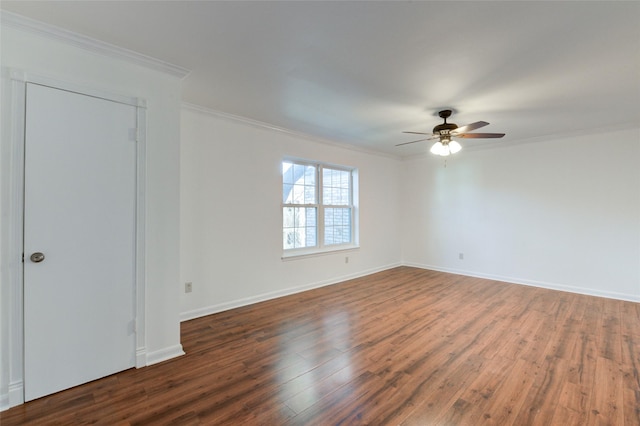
23;83;137;401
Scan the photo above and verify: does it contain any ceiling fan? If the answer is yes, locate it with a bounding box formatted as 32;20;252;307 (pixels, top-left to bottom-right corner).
397;109;505;156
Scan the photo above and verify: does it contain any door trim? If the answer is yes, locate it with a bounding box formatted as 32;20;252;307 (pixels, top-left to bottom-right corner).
0;69;147;409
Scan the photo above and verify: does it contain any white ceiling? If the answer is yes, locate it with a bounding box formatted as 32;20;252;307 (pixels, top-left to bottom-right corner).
2;1;639;157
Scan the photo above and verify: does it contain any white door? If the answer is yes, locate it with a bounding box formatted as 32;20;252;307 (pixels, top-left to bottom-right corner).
23;83;137;401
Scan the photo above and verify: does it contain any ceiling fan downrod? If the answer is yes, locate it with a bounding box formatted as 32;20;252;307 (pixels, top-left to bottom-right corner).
433;110;458;136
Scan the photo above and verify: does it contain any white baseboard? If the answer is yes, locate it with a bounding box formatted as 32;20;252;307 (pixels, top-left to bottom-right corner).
145;344;185;366
404;262;640;303
8;381;23;408
135;347;147;368
180;262;402;322
0;380;24;411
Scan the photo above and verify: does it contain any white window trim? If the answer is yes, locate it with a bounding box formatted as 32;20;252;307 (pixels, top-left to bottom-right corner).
281;158;359;259
281;245;359;261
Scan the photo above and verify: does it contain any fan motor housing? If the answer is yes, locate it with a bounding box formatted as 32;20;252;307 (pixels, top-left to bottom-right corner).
433;122;458;135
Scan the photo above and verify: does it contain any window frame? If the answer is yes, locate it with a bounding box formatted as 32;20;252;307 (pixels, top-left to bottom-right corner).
281;158;358;259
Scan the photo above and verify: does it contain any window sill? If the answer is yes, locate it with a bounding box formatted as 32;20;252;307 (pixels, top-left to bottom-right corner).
281;245;360;261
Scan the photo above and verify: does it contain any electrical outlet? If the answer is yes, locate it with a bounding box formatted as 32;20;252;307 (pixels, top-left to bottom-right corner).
459;253;464;260
185;282;193;293
345;256;349;264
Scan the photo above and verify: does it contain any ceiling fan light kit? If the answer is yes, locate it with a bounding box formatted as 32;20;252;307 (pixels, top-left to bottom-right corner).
398;109;505;156
430;139;461;156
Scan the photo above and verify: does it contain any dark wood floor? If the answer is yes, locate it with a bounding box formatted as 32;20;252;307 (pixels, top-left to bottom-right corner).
2;266;639;425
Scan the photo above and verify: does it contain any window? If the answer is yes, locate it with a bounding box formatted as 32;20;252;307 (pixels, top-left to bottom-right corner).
282;159;357;255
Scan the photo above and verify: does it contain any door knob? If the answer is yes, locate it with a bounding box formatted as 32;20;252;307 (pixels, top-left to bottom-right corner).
30;252;45;263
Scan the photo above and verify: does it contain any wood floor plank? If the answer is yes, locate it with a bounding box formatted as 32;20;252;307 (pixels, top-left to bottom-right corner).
586;356;625;425
397;354;487;425
1;266;638;425
550;381;588;426
624;387;640;426
433;355;519;425
512;355;570;425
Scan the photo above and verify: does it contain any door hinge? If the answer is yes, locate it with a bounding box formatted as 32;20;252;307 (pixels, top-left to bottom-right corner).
22;253;24;263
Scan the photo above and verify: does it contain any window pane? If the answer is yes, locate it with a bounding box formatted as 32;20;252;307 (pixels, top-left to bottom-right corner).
283;161;316;205
324;207;351;245
305;225;317;247
283;183;293;203
292;185;304;204
282;162;294;184
322;168;332;187
305;208;317;227
293;164;305;182
283;207;317;249
304;165;316;186
283;162;295;203
304;185;315;204
322;167;350;206
322;187;329;204
283;207;295;228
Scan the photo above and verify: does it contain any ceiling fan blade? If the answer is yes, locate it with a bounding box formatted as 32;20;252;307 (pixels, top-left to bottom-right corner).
395;137;433;146
402;131;431;135
455;133;505;139
451;121;489;134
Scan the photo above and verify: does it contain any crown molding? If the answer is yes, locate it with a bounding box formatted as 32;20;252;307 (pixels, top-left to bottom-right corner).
1;10;191;79
182;102;402;160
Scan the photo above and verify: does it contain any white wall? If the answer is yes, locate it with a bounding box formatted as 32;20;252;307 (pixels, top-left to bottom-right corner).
180;106;639;320
180;106;402;319
401;128;640;301
1;18;184;408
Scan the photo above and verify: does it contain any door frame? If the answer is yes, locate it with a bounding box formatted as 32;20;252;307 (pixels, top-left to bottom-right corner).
1;69;148;408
